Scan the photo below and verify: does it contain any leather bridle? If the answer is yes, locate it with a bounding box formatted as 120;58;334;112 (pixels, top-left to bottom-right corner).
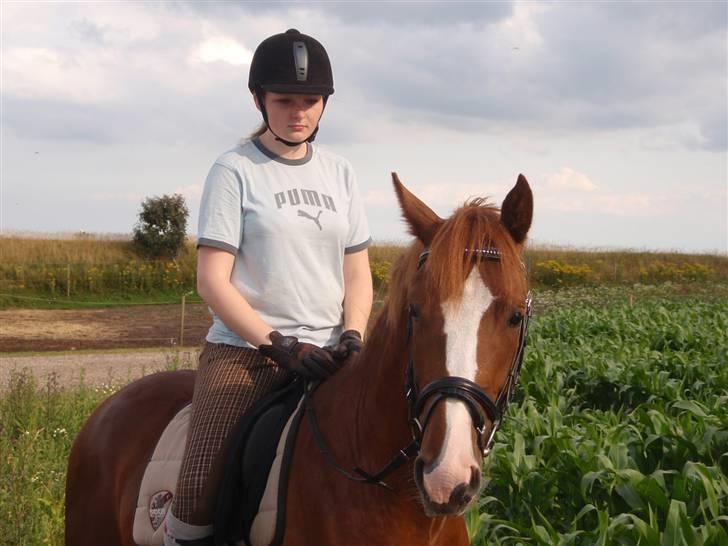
406;249;533;459
303;246;533;490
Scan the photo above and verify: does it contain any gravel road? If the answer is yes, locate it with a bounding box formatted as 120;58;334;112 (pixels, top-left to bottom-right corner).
0;348;200;390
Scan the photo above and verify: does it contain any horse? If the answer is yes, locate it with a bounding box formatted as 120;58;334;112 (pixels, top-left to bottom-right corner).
65;172;533;546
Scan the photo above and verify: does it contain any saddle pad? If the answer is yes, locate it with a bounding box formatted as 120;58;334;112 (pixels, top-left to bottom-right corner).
133;404;192;546
249;397;304;546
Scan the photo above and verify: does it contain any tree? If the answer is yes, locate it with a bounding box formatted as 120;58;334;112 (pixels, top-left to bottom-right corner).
132;193;189;259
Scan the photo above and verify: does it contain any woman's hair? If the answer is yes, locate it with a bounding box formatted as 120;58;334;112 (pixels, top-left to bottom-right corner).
248;122;267;139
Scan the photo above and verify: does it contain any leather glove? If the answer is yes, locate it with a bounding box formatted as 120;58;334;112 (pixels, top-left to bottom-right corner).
259;331;339;380
331;330;363;361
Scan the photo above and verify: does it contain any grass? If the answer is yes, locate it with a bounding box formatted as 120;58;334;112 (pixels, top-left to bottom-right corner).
1;287;726;544
0;349;197;545
1;234;727;310
0;371;111;544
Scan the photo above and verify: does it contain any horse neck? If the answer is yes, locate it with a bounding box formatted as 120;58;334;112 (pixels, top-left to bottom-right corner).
344;303;414;471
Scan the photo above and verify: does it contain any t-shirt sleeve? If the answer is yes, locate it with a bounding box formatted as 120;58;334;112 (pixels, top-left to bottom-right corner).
345;167;372;254
197;162;243;255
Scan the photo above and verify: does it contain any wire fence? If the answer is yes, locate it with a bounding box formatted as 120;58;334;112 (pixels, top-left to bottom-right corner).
0;292;204;306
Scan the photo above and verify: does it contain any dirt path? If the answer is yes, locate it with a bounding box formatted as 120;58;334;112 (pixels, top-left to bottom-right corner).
0;304;210;389
0;304;211;352
0;348;200;390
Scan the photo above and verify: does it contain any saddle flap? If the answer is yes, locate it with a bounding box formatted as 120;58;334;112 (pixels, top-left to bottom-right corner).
215;379;304;546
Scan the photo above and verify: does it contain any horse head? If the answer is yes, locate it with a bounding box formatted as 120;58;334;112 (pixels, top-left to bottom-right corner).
389;172;533;517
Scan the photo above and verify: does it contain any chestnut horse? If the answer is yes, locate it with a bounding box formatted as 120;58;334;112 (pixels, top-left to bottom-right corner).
66;173;533;546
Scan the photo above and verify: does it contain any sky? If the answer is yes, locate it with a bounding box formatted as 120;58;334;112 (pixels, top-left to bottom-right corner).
1;1;727;253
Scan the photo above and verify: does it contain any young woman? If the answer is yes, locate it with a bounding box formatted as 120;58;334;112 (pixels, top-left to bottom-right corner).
164;29;373;546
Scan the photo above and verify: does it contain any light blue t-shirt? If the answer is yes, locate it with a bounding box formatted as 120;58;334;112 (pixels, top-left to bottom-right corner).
197;138;371;348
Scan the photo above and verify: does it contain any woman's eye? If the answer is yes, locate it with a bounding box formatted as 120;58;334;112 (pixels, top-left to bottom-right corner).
508;311;523;327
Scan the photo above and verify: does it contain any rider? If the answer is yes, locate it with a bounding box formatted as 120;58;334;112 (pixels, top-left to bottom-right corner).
164;29;373;546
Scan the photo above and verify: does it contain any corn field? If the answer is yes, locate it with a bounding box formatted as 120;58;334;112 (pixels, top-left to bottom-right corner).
468;296;728;545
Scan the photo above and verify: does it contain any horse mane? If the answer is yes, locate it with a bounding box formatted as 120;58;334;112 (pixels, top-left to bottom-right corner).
386;198;526;328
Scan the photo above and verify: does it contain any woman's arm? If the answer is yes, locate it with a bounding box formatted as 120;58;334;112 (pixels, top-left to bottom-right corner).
197;246;273;347
342;248;373;338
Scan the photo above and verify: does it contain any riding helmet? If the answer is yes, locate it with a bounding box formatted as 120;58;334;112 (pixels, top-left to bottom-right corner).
248;29;334;96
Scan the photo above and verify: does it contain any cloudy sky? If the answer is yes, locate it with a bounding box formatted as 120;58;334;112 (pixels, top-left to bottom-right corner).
2;1;726;252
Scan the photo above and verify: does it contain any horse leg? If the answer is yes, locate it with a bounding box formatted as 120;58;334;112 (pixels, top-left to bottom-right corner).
65;370;195;546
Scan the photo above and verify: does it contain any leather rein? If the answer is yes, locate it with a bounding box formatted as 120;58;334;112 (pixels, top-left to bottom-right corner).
303;247;533;490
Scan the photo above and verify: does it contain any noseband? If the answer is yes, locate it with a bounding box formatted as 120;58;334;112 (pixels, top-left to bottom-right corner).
303;246;532;490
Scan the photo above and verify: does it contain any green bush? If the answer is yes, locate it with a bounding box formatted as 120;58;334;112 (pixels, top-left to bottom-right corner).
132;194;189;259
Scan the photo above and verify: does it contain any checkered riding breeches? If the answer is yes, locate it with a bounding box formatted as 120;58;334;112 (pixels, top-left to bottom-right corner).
170;342;293;523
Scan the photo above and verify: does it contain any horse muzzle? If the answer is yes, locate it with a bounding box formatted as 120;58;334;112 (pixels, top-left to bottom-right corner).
414;457;482;516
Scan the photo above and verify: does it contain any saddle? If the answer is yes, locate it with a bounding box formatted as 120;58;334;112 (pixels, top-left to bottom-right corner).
132;379;305;546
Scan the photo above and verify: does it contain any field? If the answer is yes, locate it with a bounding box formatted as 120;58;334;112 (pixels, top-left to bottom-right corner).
0;286;726;544
1;236;727;544
2;236;727;311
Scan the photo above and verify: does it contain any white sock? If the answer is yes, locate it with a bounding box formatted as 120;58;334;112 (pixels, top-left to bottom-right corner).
164;511;213;544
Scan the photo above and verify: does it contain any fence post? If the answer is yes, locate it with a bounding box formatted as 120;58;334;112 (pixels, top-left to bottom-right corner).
180;293;187;347
66;264;71;298
179;290;194;347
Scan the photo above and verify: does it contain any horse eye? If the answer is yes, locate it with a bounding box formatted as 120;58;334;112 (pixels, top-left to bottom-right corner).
508;311;523;327
409;304;420;320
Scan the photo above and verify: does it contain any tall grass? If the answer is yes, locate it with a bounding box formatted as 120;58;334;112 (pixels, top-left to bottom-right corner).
0;371;110;545
2;235;727;309
0;353;195;545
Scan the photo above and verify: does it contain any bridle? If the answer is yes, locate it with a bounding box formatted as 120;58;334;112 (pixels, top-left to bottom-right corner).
406;249;532;459
304;246;533;490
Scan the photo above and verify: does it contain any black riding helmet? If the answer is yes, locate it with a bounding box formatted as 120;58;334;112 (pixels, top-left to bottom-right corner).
248;29;334;146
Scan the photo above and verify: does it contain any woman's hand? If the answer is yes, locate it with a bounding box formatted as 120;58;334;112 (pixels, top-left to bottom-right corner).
331;330;363;360
259;331;341;380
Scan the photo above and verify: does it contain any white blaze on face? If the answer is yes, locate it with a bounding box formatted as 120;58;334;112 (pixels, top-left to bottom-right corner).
423;267;494;504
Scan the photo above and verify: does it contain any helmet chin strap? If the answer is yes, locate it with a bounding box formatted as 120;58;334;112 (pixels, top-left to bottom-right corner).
256;91;327;147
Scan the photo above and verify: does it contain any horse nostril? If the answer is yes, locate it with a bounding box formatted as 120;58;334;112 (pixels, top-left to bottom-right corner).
470;466;481;487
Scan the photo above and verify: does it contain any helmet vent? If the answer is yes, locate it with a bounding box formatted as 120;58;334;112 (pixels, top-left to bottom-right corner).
293;41;308;81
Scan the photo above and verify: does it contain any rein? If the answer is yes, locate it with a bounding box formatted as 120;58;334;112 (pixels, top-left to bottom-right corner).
304;247;533;490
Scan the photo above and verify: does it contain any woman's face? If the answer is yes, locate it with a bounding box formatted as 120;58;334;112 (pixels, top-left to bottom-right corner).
258;92;325;143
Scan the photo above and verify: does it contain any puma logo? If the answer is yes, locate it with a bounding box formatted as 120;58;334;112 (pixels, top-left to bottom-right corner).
298;210;323;231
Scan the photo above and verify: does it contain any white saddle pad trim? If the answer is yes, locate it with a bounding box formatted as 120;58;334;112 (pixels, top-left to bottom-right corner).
250;397;304;546
133;404;192;546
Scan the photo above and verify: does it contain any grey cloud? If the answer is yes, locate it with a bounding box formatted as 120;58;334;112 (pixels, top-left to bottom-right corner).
174;1;514;27
601;2;728;39
3;97;117;143
329;3;727;150
2;77;256;149
70;18;107;46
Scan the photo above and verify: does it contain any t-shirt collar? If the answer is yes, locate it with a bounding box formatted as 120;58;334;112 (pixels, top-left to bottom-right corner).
252;138;313;166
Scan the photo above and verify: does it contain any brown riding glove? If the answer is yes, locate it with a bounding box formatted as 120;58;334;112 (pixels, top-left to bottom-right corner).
259;331;340;381
331;330;363;361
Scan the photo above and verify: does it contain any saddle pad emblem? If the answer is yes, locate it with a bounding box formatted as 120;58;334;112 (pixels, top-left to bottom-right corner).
149;490;173;530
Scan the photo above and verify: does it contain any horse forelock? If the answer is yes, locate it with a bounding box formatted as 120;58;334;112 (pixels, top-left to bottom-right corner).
385;199;527;329
428;200;525;306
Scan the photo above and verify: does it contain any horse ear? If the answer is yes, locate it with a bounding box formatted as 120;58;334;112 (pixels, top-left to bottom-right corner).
392;172;444;246
501;174;533;245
